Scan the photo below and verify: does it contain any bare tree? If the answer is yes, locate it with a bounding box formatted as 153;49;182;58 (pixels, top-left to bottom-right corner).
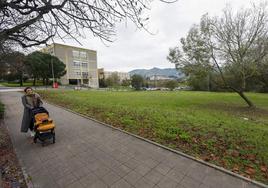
0;0;174;49
169;3;268;107
207;3;268;107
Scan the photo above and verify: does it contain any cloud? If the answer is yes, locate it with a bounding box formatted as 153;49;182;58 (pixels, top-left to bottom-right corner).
55;0;263;72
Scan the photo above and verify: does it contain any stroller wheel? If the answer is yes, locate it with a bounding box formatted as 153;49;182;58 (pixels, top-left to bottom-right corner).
52;133;56;144
33;135;37;143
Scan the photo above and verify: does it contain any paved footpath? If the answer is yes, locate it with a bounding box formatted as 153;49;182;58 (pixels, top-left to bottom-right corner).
0;92;265;188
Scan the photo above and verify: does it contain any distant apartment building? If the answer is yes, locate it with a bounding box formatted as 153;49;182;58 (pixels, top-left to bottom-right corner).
149;75;173;81
98;69;130;82
41;43;99;88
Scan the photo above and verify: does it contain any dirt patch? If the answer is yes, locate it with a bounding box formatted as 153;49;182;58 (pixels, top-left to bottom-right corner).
0;120;27;188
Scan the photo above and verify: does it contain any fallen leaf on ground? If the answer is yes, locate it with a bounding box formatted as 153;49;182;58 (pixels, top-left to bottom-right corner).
261;166;267;173
245;167;256;175
232;165;239;172
247;154;256;161
231;150;240;157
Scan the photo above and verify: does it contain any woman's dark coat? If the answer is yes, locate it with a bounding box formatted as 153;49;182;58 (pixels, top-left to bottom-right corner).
21;94;42;132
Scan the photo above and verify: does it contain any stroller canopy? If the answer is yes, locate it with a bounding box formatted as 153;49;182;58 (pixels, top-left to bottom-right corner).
31;107;49;116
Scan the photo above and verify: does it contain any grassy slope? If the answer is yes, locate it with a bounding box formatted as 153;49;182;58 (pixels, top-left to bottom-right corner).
39;90;268;184
0;82;43;87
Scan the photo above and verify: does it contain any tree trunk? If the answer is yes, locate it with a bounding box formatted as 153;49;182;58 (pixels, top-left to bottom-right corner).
19;74;23;86
42;78;45;85
33;77;36;86
45;78;49;86
242;76;246;91
230;87;255;108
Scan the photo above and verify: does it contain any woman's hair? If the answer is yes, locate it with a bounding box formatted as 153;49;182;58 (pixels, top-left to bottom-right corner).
24;87;33;93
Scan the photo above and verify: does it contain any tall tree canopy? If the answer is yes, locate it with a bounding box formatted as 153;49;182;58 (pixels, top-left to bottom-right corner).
26;51;66;85
168;3;268;107
131;74;144;90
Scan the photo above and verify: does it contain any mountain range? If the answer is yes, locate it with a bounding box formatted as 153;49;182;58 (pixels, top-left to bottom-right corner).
129;67;184;79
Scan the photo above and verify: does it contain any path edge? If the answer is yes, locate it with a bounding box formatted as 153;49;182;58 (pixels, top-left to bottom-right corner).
2;115;34;188
46;101;268;188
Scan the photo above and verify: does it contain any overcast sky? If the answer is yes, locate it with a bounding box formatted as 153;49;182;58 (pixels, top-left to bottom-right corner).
54;0;262;72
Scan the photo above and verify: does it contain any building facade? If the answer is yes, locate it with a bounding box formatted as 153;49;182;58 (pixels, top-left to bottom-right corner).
149;75;174;81
98;69;130;82
41;43;99;88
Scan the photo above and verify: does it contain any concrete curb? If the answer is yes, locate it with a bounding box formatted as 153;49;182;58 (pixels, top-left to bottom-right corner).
45;101;268;188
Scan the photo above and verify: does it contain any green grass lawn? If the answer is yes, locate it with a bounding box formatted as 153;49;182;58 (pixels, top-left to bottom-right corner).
39;90;268;184
0;81;44;87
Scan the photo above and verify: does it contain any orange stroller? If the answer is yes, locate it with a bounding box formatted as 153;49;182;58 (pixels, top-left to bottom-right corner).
31;107;56;145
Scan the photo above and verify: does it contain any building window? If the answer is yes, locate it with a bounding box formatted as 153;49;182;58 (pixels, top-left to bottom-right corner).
76;72;81;76
73;50;87;60
82;72;88;78
72;50;80;58
73;61;80;67
80;51;87;60
82;62;88;68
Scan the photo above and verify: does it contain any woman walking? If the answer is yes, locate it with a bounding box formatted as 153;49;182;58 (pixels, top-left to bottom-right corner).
21;87;43;137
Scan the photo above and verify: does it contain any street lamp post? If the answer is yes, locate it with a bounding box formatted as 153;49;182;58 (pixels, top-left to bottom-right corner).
51;57;55;87
51;46;55;88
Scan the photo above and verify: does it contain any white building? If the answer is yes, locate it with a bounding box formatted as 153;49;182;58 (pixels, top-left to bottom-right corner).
100;70;130;81
41;43;99;88
149;75;173;81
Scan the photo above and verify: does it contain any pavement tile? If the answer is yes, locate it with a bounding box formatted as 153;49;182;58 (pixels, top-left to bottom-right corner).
116;154;133;164
173;158;193;175
144;169;164;185
124;170;143;186
88;180;108;188
134;164;152;176
67;181;85;188
166;168;186;183
93;164;111;177
154;162;173;175
245;182;262;188
111;179;133;188
178;176;202;188
30;169;58;188
79;172;99;187
56;172;77;188
73;165;92;180
101;157;121;169
87;160;104;172
198;184;211;188
112;164;132;177
101;171;121;186
124;158;141;170
47;164;72;180
186;163;211;182
157;176;179;188
202;170;247;188
141;157;159;168
134;177;155;188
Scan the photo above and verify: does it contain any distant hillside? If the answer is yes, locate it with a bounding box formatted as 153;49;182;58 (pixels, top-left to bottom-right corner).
129;67;184;79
